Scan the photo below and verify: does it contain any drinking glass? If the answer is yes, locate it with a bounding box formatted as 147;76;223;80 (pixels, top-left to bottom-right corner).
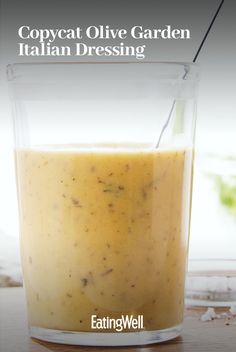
8;62;198;346
187;153;236;306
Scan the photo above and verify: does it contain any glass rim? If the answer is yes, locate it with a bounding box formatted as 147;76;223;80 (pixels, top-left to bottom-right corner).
7;61;199;82
7;61;198;69
8;60;198;64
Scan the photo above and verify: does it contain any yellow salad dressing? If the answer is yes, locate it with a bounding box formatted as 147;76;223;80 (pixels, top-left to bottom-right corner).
15;144;192;332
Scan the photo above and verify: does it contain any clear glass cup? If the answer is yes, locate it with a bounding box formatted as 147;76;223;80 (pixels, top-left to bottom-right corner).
186;153;236;306
8;62;198;346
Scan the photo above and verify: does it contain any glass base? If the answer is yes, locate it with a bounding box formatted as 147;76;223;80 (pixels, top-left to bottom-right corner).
30;324;182;346
186;259;236;307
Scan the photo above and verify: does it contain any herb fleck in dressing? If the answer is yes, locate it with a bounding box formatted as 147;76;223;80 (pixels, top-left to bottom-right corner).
16;145;192;332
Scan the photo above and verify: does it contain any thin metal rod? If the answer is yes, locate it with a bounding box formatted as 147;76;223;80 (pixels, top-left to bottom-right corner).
156;0;225;148
156;101;175;148
193;0;224;62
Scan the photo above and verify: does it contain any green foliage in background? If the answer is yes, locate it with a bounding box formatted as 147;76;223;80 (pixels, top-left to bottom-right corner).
214;175;236;214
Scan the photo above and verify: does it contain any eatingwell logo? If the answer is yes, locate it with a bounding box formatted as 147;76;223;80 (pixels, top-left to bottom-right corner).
91;315;144;332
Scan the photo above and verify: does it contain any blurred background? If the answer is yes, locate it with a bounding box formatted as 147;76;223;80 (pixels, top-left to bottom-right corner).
0;0;235;300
